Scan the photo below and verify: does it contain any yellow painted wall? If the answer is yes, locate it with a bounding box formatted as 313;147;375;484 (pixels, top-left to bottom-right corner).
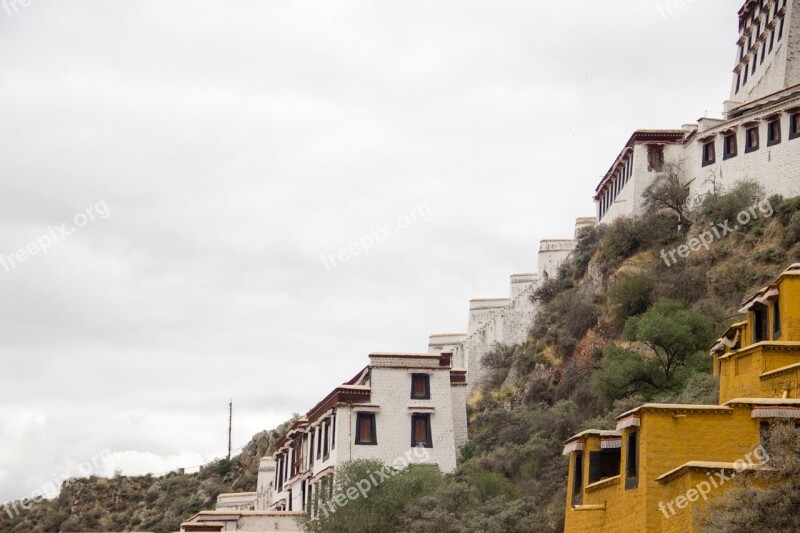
564;432;645;533
564;407;762;533
719;345;800;403
778;278;800;341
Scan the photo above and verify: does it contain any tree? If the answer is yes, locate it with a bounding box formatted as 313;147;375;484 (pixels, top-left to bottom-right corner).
642;161;691;227
622;300;715;385
299;460;443;533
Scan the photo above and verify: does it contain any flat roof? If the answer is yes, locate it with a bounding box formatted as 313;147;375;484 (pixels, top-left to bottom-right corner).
617;404;732;419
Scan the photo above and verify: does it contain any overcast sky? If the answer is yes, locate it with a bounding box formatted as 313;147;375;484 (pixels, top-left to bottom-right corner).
0;0;740;503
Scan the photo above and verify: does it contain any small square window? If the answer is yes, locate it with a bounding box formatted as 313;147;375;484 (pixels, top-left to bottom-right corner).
767;119;781;146
745;126;760;153
723;134;738;160
411;413;433;448
411;373;431;400
355;413;377;445
589;450;621;484
701;141;716;167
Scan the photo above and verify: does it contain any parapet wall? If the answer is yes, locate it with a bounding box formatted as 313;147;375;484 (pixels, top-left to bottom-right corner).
538;239;576;280
431;218;594;393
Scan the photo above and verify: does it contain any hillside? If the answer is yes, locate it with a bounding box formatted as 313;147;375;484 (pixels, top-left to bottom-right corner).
3;181;800;533
0;421;295;533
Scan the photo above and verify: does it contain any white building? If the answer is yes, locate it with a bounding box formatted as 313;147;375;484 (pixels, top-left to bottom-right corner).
597;0;800;223
182;352;468;531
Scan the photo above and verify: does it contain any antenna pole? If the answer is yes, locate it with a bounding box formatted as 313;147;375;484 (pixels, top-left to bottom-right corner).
228;399;233;461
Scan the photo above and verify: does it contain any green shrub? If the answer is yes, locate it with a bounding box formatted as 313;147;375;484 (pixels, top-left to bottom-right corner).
596;217;654;273
700;179;765;225
782;211;800;249
571;224;603;279
609;273;654;319
467;470;521;503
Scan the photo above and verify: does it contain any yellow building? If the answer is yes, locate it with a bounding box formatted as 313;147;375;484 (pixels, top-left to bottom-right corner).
562;264;800;532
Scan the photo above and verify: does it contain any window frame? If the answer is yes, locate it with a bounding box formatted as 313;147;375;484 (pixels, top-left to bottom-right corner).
723;133;738;160
773;299;782;340
767;118;782;146
789;113;800;140
322;418;330;461
588;449;622;484
410;373;431;400
355;412;377;446
625;431;639;490
572;452;584;505
754;304;769;343
331;413;336;450
411;413;433;448
745;126;760;153
701;140;716;167
309;430;315;466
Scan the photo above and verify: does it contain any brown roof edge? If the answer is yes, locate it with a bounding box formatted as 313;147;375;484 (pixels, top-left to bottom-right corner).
594;130;686;196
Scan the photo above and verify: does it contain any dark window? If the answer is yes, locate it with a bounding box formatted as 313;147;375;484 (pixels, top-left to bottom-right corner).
647;145;664;171
625;431;639;490
752;55;758;74
292;440;304;477
309;429;315;466
744;63;749;84
779;18;784;41
331;414;336;450
761;42;767;64
572;453;584;506
770;30;775;52
277;455;284;492
768;119;782;146
317;424;323;459
702;141;716;167
736;72;741;94
790;114;800;140
323;419;330;460
288;488;293;511
754;304;769;342
745;126;760;152
773;300;782;339
411;373;431;399
355;413;377;445
723;133;738;160
301;480;306;511
411;413;433;448
588;450;621;484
